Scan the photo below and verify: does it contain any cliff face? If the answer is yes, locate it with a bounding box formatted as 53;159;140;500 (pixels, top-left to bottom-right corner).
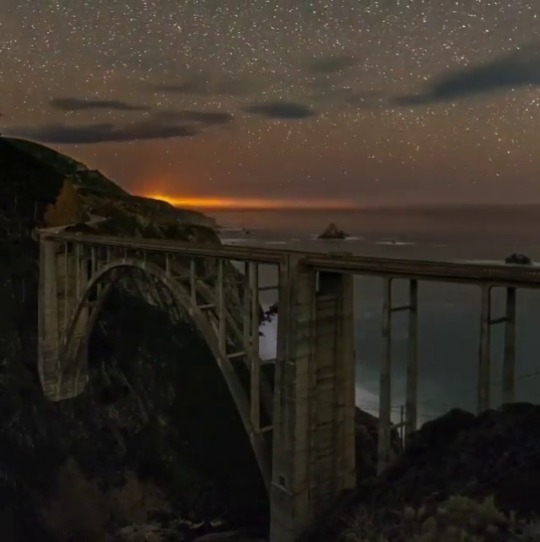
6;137;217;232
305;404;540;541
0;137;266;541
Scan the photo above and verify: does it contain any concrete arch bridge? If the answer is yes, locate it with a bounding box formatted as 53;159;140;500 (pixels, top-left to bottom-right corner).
38;230;540;541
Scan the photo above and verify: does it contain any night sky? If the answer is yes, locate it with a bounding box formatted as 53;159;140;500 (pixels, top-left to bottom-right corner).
3;1;540;208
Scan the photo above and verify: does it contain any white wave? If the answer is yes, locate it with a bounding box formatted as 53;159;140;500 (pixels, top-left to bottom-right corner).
458;258;540;269
376;240;414;246
220;238;249;244
218;227;243;233
309;235;347;240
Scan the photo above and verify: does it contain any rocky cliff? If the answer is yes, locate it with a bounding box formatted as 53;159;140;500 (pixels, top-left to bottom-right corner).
0;137;266;541
306;404;540;541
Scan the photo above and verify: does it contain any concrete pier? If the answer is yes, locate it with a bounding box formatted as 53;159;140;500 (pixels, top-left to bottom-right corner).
269;260;356;541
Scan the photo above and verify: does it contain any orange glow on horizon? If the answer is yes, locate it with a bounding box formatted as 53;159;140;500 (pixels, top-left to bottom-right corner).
144;193;358;210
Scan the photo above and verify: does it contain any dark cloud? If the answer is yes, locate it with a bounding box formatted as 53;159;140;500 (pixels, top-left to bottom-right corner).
243;101;316;119
7;120;198;144
391;43;540;106
155;110;234;125
307;54;357;74
155;74;263;96
50;97;150;112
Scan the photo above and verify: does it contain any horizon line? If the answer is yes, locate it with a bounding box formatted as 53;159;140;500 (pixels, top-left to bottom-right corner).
142;194;540;212
143;193;361;211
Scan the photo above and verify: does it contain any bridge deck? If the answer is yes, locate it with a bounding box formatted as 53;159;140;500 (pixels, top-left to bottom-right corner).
40;231;540;287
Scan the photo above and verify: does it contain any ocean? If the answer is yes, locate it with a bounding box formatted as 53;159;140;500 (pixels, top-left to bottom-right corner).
208;205;540;426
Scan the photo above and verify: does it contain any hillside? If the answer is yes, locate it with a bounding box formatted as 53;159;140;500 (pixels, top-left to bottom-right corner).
0;137;266;541
2;136;217;235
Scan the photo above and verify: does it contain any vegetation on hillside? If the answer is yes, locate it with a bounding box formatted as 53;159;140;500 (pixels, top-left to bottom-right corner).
340;495;540;542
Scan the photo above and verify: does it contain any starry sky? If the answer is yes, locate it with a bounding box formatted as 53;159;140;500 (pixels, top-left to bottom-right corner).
2;0;540;208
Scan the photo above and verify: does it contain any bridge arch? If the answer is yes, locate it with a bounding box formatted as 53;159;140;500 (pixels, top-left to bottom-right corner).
54;257;271;487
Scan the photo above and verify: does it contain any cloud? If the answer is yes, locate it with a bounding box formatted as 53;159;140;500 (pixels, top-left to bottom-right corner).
9;105;235;144
156;74;263;96
50;97;150;112
7;120;198;144
391;43;540;106
307;54;357;74
155;110;234;125
243;101;317;119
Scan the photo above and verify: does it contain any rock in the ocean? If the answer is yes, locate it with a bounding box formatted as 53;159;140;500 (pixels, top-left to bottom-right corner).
317;222;348;239
505;253;533;265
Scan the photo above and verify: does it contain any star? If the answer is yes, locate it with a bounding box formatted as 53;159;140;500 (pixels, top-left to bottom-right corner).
2;0;540;206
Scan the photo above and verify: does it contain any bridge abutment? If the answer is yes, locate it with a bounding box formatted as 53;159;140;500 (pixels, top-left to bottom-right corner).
38;238;62;398
269;258;356;541
38;238;90;400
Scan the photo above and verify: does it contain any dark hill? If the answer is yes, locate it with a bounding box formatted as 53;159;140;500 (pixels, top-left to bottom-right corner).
0;137;265;541
306;404;540;541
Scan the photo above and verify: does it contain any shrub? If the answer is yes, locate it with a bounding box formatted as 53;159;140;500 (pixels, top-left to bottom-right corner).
340;495;540;542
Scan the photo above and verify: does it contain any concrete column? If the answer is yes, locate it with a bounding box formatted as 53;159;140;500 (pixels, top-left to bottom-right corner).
249;262;261;433
311;271;356;512
269;258;355;542
38;238;61;399
405;279;419;440
478;285;491;413
38;237;91;401
502;287;517;404
60;243;90;398
378;278;392;474
270;256;313;542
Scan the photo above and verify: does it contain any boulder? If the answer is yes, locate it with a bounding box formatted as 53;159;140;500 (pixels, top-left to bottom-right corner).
318;222;348;240
505;253;532;265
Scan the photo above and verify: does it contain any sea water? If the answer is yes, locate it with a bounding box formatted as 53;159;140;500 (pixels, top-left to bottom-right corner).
209;205;540;426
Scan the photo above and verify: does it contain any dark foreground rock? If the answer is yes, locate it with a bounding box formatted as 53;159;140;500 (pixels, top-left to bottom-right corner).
306;403;540;541
111;519;264;541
